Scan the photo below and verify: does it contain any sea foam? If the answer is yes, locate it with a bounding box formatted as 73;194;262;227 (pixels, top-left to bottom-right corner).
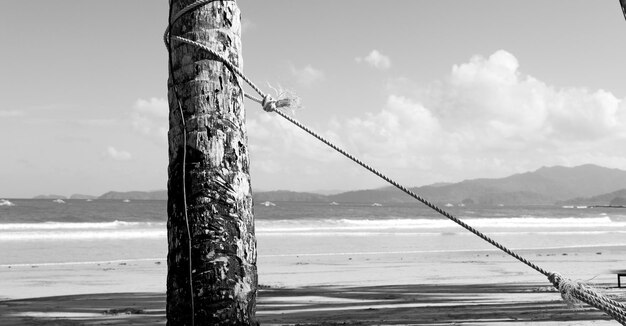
1;217;625;241
0;221;165;241
255;216;625;234
0;220;157;230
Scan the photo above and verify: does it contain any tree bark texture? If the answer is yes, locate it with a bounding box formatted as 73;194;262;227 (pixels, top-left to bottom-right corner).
167;1;257;325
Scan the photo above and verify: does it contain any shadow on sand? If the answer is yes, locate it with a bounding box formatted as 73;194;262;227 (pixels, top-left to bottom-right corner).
0;283;623;325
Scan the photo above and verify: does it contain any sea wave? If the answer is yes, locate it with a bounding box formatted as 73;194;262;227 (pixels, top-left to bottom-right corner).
0;229;165;241
258;230;626;237
0;221;164;230
0;221;166;241
1;216;625;241
256;216;626;233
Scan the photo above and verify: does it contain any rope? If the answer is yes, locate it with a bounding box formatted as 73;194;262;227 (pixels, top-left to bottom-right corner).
165;1;626;324
167;30;553;277
174;92;195;326
167;1;204;325
164;0;226;48
549;273;626;324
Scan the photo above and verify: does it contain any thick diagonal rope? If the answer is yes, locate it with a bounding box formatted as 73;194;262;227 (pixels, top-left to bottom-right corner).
263;106;626;324
166;2;626;324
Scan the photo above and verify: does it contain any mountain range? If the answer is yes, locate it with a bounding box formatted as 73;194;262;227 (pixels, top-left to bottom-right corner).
33;164;626;206
327;164;626;205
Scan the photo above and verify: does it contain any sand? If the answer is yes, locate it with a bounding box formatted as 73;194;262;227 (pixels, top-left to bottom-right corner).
1;246;625;325
0;284;622;325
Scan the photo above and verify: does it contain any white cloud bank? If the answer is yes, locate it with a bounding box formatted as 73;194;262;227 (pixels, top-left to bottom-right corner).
290;64;325;87
356;50;391;70
248;50;626;188
0;110;24;118
106;146;132;161
241;17;255;33
131;97;168;144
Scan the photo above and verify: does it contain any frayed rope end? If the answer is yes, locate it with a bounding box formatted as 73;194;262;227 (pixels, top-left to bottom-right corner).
548;273;585;310
261;84;302;113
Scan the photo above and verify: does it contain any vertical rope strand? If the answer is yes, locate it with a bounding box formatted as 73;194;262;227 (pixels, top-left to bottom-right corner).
167;1;195;325
178;100;195;326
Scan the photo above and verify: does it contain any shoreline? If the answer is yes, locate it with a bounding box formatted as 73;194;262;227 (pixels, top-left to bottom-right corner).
2;242;625;268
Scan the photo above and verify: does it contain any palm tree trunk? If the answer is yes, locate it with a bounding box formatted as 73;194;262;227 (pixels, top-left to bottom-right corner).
166;0;257;325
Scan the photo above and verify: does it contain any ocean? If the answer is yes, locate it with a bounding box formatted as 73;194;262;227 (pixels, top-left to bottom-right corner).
1;199;626;267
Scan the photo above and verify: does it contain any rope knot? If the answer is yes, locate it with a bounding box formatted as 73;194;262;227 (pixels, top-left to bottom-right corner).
548;272;584;309
262;94;276;112
547;272;562;287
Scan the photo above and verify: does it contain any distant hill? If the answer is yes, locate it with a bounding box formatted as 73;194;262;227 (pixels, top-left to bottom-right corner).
330;164;626;205
33;194;67;199
252;190;327;202
532;164;626;198
426;182;453;188
557;189;626;206
94;189;325;202
69;194;98;200
98;190;167;200
54;164;626;205
328;187;409;203
610;197;626;206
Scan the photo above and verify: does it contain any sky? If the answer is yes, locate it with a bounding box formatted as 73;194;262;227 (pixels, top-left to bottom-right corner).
1;1;625;198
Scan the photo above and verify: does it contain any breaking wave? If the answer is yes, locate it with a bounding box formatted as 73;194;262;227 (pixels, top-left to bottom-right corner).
1;217;625;241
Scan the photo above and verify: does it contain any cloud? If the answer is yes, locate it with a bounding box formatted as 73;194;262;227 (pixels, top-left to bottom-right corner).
133;97;168;117
347;49;626;181
289;64;325;87
356;50;391;70
131;97;168;144
246;108;346;193
106;146;132;161
427;50;624;145
241;17;255;33
0;110;24;118
249;50;626;189
76;118;116;127
248;113;337;173
342;95;441;169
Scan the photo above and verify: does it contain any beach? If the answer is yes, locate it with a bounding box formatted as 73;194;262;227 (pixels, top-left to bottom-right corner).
4;0;626;323
1;243;625;324
1;200;625;324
